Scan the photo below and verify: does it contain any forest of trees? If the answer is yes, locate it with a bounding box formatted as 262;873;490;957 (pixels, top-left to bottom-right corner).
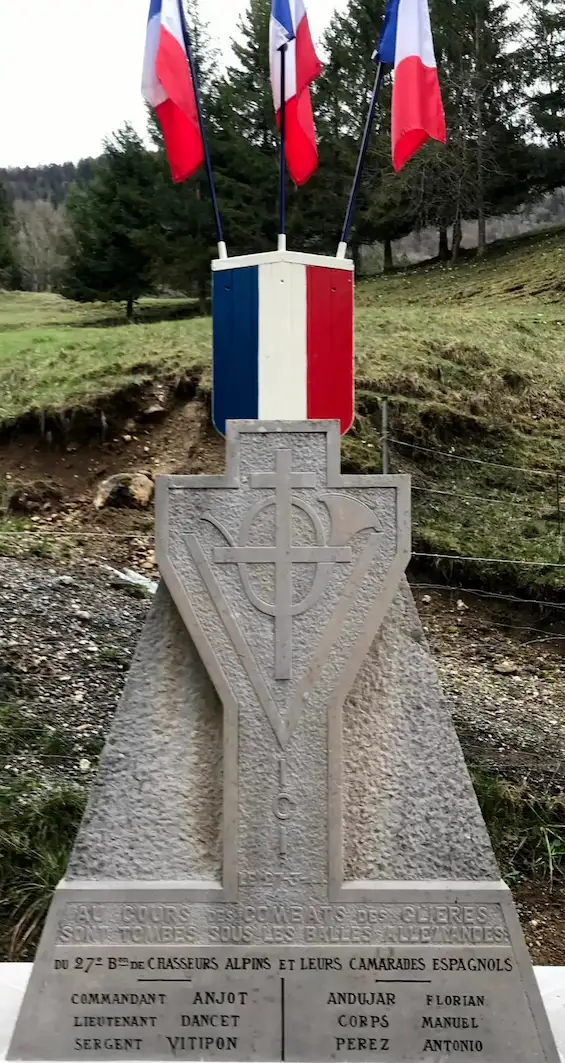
1;0;565;310
0;159;95;206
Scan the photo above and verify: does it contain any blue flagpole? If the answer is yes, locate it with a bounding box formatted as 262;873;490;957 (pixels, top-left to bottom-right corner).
278;43;288;251
336;62;385;259
177;0;227;259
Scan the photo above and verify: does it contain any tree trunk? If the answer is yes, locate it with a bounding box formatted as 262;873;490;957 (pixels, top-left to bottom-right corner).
476;191;486;257
475;11;486;258
126;294;134;321
198;279;207;316
544;44;562;150
351;243;362;276
451;217;462;263
438;227;449;261
383;238;394;273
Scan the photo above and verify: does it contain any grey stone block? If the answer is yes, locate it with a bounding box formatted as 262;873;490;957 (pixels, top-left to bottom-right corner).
8;421;559;1063
68;584;223;883
343;580;499;882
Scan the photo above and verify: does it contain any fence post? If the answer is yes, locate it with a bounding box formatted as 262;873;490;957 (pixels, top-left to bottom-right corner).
557;472;562;547
381;400;390;475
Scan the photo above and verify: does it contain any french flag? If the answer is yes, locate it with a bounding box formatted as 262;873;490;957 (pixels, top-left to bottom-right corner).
375;0;446;172
270;0;323;187
142;0;204;183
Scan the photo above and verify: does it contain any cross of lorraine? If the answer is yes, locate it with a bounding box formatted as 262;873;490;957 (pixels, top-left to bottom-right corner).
205;448;358;681
157;421;410;749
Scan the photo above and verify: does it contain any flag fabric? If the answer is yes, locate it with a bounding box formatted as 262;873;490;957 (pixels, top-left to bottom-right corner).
142;0;204;183
375;0;446;172
270;0;323;186
212;252;354;436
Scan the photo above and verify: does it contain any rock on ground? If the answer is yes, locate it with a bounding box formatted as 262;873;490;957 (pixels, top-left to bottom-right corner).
93;473;154;511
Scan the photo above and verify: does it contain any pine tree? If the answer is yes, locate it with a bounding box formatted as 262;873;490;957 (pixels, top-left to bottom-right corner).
61;127;160;319
183;0;218;94
524;0;565;148
0;182;17;289
472;0;527;250
217;0;325;255
425;0;528;258
225;0;275;155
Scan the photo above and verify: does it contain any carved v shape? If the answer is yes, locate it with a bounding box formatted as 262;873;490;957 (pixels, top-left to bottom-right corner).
187;532;388;750
187;534;288;748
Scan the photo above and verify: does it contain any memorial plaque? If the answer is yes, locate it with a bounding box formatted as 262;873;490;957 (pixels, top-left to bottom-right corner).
8;422;560;1062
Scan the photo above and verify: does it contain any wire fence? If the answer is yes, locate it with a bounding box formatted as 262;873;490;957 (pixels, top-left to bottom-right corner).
388;435;557;476
412;484;528;508
0;400;565;588
410;581;565;613
7;529;564;574
0;531;153;539
414;551;565;569
374;398;565;572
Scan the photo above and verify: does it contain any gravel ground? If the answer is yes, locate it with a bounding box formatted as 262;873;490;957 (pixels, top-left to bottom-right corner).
416;588;565;792
0;557;150;789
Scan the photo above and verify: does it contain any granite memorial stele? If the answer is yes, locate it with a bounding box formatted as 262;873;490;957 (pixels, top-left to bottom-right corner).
7;417;561;1062
7;249;561;1063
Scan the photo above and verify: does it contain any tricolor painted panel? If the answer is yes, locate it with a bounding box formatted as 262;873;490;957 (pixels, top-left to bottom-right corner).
212;251;354;436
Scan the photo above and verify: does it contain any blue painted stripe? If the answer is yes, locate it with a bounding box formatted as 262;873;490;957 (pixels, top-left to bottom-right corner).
147;0;162;22
271;0;296;41
212;267;259;437
374;0;400;66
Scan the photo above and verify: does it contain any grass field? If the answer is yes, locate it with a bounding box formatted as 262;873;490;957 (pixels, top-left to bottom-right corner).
0;293;206;425
2;227;565;594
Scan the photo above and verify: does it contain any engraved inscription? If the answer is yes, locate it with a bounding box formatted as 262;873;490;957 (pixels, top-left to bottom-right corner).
36;945;535;1060
274;756;295;860
57;902;511;948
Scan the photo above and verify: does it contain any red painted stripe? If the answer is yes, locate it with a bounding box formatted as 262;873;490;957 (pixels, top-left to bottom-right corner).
295;14;323;97
306;267;354;435
392;55;446;172
275;16;322;186
280;91;319;186
156;26;204;182
155;99;204;182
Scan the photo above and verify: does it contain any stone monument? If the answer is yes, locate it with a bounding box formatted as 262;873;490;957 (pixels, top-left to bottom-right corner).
7;418;561;1061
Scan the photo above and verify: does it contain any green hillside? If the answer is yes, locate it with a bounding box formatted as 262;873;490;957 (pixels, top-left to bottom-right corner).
2;226;565;595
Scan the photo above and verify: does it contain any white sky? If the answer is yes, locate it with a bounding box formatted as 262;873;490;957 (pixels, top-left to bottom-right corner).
0;0;347;168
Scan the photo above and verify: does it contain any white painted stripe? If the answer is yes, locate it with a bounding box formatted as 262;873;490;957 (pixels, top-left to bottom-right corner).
142;15;167;107
213;250;354;272
293;0;307;26
160;0;187;54
258;261;307;420
270;32;298;110
395;0;437;68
